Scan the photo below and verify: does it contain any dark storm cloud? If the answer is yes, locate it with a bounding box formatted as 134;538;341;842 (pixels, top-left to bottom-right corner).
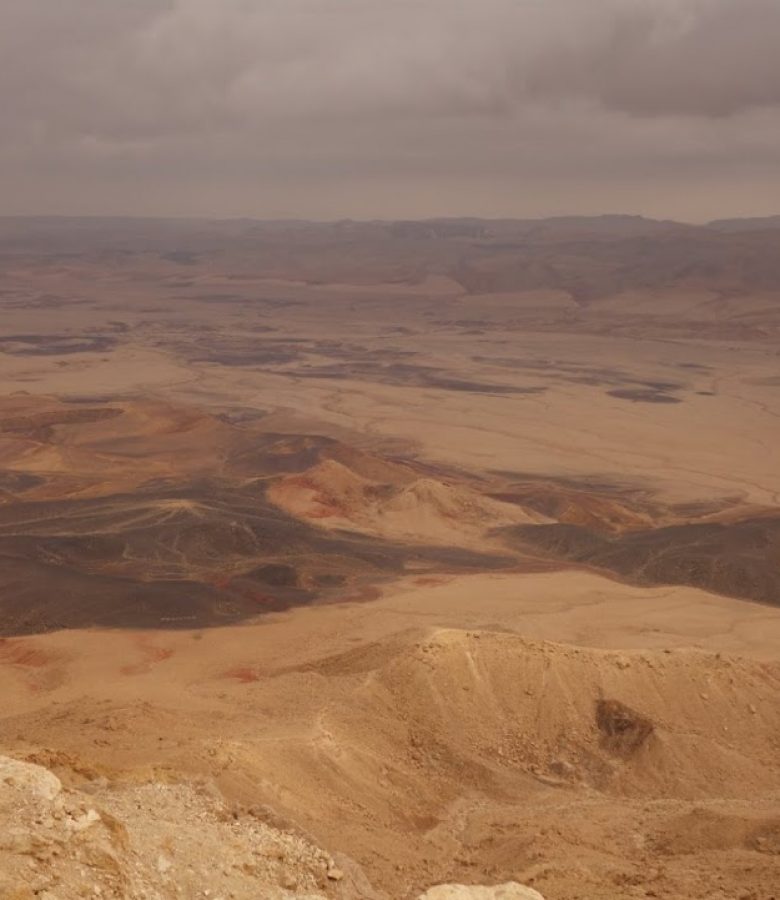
1;0;778;219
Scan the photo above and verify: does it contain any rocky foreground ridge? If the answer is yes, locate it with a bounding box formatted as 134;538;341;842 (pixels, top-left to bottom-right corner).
0;754;543;900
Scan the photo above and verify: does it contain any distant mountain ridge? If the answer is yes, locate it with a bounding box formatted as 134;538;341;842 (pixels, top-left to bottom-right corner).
707;215;780;232
1;213;780;304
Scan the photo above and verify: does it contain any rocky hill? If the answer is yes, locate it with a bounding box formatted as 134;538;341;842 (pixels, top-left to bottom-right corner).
0;753;543;900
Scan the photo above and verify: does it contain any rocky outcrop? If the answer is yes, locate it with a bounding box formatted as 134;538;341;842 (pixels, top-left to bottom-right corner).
0;753;549;900
0;754;355;899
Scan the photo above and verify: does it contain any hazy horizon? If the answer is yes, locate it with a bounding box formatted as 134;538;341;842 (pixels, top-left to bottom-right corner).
1;211;779;227
3;0;780;222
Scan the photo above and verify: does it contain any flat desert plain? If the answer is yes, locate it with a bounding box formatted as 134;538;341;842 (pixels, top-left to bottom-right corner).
0;217;779;899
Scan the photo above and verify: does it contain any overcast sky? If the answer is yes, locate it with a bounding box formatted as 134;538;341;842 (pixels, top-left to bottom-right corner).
2;0;779;221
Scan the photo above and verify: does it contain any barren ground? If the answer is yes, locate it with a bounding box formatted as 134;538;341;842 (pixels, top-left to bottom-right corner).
0;217;778;898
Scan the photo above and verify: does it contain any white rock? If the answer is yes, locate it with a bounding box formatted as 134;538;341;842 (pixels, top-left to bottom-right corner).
68;808;102;833
417;884;545;900
0;755;62;802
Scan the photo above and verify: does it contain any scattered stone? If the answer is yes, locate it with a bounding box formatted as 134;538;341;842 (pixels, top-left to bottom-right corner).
0;752;360;899
417;883;546;899
68;809;102;833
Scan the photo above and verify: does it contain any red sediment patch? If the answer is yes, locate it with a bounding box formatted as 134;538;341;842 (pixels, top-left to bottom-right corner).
120;636;174;676
0;639;55;668
338;585;382;604
285;475;309;487
304;501;342;519
270;478;347;519
413;576;450;587
294;495;343;519
223;666;260;684
211;575;233;591
0;639;66;695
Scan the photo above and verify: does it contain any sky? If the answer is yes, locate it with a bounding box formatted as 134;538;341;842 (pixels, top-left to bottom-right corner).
2;0;779;221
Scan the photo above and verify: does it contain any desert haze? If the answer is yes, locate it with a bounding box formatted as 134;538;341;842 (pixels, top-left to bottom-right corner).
0;215;779;900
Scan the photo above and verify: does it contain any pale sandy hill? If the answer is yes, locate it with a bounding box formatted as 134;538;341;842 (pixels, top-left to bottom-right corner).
268;460;546;545
323;443;419;486
187;629;780;897
1;608;779;898
250;629;780;830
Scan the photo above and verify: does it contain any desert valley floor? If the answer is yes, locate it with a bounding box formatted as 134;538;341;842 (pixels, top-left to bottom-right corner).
0;217;779;899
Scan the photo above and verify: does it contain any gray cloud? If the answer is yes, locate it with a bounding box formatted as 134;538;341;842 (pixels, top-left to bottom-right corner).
1;0;778;219
527;0;780;117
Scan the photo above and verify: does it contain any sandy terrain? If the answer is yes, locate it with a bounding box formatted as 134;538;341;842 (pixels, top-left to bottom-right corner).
1;574;780;897
0;216;779;898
